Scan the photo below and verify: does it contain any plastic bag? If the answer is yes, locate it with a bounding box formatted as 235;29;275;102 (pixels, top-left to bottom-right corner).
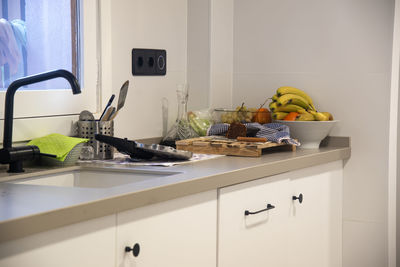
188;109;213;136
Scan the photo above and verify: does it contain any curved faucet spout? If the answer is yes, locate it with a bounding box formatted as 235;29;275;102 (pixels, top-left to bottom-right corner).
3;69;81;149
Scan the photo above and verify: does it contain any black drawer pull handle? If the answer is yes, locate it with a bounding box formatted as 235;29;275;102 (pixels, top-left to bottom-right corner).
125;243;140;257
244;203;275;216
292;193;303;203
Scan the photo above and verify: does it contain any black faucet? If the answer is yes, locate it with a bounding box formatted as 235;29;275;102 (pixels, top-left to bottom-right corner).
0;69;81;173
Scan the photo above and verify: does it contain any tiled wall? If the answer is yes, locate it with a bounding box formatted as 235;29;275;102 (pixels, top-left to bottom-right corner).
232;0;395;266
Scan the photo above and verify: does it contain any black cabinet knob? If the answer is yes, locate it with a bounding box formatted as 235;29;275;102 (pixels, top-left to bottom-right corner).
125;243;140;257
292;193;303;203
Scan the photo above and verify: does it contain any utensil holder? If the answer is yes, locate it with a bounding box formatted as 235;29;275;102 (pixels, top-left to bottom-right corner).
77;120;114;159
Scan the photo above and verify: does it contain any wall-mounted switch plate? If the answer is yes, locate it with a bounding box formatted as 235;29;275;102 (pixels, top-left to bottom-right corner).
132;48;167;76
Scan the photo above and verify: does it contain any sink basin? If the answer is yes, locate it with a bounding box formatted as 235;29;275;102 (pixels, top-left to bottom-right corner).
10;169;179;188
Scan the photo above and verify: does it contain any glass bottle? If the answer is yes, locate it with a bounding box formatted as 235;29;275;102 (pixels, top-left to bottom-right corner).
162;84;198;146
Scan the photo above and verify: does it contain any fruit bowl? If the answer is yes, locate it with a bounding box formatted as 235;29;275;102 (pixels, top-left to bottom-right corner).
275;120;338;149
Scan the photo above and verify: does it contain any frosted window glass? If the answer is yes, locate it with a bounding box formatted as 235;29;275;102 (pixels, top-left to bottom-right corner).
0;0;78;90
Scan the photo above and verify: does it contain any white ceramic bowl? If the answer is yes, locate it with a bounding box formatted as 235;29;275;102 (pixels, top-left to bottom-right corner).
275;120;338;149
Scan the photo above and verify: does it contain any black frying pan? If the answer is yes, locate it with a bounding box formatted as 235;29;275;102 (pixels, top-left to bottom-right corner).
95;134;193;160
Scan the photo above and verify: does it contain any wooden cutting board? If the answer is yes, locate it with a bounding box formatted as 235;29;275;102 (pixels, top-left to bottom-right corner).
176;136;296;157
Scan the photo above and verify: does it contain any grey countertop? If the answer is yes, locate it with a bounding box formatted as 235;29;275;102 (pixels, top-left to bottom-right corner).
0;136;350;243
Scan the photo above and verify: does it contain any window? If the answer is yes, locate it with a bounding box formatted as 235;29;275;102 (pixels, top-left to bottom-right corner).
0;0;80;90
0;0;98;142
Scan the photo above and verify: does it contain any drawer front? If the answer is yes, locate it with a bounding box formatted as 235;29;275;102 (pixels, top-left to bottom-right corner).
0;215;116;267
218;175;291;267
116;190;217;267
218;161;343;267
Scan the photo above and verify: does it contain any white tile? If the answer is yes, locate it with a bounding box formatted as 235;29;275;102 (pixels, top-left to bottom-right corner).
114;71;186;139
110;0;188;73
233;0;393;74
343;221;388;267
102;0;190;139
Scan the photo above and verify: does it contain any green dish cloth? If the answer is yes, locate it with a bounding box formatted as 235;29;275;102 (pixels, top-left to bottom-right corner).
27;133;89;162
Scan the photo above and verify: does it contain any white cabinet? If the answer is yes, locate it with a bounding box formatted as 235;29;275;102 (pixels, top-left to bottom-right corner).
0;191;217;267
287;163;342;267
218;161;343;267
116;190;217;267
0;161;342;267
0;215;116;267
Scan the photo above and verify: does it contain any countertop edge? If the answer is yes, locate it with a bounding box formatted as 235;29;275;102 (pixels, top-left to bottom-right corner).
0;140;350;243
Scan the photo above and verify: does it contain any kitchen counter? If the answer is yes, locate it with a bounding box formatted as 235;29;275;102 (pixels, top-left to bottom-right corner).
0;136;350;243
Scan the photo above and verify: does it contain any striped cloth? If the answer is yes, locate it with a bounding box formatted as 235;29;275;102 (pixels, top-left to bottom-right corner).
207;122;300;146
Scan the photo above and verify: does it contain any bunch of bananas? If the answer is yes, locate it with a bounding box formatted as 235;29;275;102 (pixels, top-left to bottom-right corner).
269;86;333;121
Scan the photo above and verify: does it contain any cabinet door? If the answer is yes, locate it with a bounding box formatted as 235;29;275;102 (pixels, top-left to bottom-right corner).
287;161;343;267
218;175;291;267
116;190;217;267
0;215;116;267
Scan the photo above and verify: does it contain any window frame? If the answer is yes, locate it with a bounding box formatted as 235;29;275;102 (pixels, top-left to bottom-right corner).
0;0;100;143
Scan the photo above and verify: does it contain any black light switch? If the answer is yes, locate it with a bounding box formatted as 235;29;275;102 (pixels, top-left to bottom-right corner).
132;48;167;76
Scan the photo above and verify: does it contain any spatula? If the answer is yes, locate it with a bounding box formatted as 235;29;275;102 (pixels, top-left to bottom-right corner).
109;80;129;121
100;106;115;121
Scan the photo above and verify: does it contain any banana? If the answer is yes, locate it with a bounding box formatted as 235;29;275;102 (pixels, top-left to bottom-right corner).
316;113;329;121
273;104;305;113
272;112;288;120
269;102;278;112
277;86;316;110
321;112;334;120
296;109;309;114
276;94;310;110
296;112;314;121
271;94;278;102
309;110;328;121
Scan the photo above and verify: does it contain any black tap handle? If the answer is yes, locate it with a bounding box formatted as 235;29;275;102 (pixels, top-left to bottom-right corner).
292;193;303;203
244;203;275;216
0;145;40;173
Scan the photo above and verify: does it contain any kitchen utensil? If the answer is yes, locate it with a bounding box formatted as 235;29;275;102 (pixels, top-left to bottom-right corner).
109;80;129;121
101;106;114;121
79;110;95;121
95;134;193;160
99;94;115;121
107;107;117;121
77;121;114;160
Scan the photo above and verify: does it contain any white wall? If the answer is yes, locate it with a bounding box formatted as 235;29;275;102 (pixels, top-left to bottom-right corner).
231;0;395;266
187;0;210;110
389;1;400;265
100;0;189;139
209;0;234;109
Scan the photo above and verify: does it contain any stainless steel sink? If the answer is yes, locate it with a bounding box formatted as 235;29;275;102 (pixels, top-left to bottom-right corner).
10;169;179;188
